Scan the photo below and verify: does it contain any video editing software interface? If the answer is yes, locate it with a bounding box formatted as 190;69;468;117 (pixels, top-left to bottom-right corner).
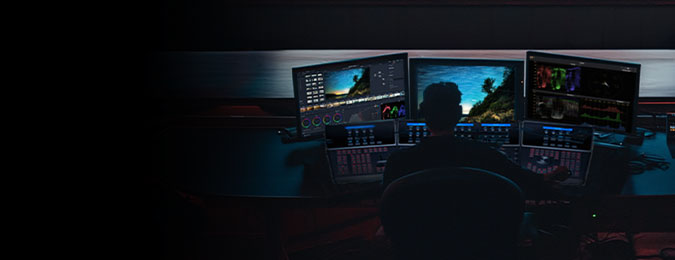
293;53;408;138
409;58;524;123
526;51;640;133
325;120;399;183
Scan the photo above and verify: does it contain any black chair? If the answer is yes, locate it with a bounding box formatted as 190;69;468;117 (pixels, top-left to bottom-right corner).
380;167;524;260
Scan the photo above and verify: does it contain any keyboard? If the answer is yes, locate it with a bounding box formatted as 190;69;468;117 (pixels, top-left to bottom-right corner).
331;146;393;176
523;148;586;178
520;121;594;186
325;120;398;184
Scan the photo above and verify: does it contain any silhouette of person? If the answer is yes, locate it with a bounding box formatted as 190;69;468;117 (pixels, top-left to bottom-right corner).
383;82;570;198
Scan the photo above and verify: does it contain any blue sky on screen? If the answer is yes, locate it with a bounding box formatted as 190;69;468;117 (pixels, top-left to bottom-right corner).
325;68;366;95
416;65;511;114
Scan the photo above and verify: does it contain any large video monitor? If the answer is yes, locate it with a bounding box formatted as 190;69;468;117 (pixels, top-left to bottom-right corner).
293;53;408;138
409;58;524;123
525;51;641;133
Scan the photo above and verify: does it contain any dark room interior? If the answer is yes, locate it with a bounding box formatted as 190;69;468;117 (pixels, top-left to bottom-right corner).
127;1;675;259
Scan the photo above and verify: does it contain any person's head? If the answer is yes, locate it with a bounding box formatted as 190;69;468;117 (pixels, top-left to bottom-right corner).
419;82;462;134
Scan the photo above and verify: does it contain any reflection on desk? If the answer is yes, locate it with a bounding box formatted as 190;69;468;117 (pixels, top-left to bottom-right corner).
155;127;328;198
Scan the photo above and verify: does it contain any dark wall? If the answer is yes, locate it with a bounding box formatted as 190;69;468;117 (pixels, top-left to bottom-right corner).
138;1;675;50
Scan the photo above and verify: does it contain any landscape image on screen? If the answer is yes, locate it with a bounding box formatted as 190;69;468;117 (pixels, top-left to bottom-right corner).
324;68;370;100
416;65;515;122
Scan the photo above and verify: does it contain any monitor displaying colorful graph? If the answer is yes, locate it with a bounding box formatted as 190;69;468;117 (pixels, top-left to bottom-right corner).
525;51;641;133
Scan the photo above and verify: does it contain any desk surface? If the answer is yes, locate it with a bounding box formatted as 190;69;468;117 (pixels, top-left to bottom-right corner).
621;132;675;195
155;127;674;198
155;127;327;198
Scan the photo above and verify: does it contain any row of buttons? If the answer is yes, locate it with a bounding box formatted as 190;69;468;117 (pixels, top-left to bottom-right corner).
334;164;384;176
333;147;389;176
336;153;371;165
529;149;581;160
347;136;375;146
526;163;559;174
544;130;572;135
481;127;509;132
348;128;374;135
541;142;579;149
543;136;571;142
336;147;389;155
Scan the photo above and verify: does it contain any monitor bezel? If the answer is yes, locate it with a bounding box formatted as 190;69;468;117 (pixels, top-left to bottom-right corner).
408;57;525;122
524;51;641;134
292;53;409;139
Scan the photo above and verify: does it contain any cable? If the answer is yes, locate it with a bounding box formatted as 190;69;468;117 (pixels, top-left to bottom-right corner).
628;152;670;174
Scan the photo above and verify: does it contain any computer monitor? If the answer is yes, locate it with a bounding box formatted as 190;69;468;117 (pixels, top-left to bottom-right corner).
293;53;408;138
525;51;641;133
409;58;524;123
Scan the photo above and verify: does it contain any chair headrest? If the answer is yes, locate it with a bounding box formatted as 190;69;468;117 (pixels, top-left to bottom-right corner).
382;167;523;201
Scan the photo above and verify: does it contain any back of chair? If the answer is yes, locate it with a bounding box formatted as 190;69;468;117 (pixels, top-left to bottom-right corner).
380;167;524;260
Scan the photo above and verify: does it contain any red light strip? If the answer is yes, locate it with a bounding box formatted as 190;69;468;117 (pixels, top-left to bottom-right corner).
639;102;675;105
